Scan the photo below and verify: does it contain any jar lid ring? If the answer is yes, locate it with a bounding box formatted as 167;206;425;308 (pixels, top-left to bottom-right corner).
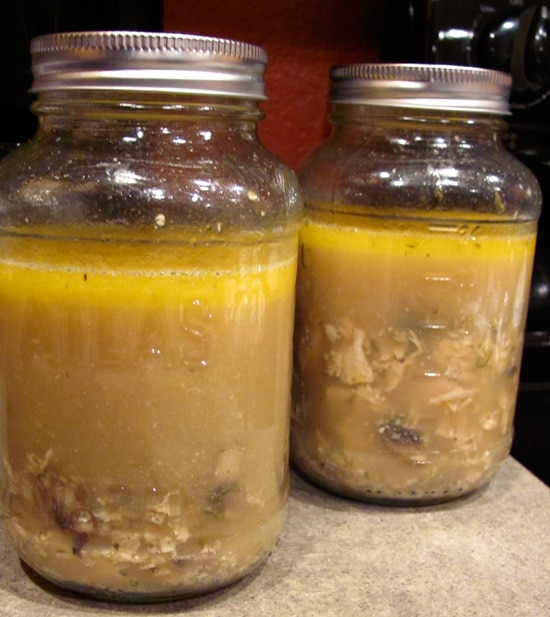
30;31;267;100
329;63;512;115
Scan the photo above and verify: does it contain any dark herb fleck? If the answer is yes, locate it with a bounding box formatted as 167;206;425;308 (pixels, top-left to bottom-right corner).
72;533;89;556
379;416;422;446
204;481;239;518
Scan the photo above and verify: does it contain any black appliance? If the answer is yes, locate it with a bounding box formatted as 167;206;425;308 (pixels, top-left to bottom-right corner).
382;0;550;486
0;0;163;156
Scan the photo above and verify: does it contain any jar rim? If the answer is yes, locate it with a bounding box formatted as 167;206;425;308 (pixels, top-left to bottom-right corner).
329;63;512;115
30;31;267;100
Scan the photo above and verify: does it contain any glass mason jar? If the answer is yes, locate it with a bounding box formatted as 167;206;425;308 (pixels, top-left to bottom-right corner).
292;64;541;505
0;32;301;600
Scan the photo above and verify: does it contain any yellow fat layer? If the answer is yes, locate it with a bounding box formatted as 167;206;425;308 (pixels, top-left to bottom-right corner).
0;230;298;307
300;213;536;260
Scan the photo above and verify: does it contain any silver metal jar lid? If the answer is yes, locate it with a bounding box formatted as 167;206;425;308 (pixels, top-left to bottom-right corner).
30;31;267;99
329;64;512;114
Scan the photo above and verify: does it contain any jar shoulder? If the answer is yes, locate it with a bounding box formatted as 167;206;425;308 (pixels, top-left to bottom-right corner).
299;134;542;221
0;130;302;230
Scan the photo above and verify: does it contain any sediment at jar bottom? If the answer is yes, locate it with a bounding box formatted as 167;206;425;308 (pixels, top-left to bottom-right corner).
6;501;287;601
291;212;536;503
0;229;297;597
291;438;508;505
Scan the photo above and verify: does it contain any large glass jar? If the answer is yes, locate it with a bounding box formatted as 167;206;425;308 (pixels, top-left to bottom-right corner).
0;32;301;600
292;64;541;505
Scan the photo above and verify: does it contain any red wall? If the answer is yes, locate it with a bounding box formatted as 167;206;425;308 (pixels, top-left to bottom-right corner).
163;0;384;170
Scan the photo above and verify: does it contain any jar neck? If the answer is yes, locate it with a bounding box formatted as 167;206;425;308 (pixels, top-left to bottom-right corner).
32;90;263;132
329;104;507;141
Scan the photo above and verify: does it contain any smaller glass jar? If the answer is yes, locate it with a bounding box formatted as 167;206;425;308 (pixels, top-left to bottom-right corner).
292;64;541;505
0;32;301;600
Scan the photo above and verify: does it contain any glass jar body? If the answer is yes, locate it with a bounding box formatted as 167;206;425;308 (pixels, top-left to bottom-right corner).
292;105;541;505
0;91;301;599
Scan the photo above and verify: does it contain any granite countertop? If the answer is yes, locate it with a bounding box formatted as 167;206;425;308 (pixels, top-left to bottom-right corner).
1;457;549;617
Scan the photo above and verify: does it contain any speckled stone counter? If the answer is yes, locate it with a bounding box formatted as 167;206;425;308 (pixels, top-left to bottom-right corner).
1;457;549;617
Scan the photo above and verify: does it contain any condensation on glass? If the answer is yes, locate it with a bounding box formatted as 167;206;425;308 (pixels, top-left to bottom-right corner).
0;31;301;600
292;64;541;505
